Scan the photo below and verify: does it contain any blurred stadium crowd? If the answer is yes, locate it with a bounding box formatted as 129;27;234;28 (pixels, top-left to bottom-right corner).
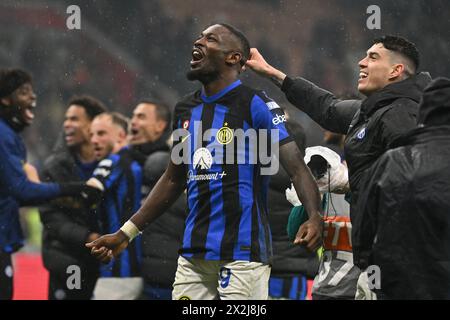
1;0;450;165
1;0;450;300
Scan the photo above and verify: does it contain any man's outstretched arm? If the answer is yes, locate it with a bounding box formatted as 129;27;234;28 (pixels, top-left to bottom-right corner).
279;141;323;251
86;160;186;263
246;48;360;134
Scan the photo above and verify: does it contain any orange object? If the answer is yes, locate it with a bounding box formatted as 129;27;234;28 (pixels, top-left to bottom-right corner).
323;216;352;252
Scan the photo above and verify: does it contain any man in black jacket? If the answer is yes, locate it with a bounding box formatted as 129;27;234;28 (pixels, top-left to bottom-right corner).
246;35;431;238
128;100;186;299
39;95;106;300
354;77;450;299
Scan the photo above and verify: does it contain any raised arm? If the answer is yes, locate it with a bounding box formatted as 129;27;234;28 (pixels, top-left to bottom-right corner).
246;48;360;134
86;159;186;262
0;137;99;205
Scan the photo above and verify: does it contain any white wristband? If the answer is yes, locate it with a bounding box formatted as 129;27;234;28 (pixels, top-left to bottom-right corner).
120;220;141;242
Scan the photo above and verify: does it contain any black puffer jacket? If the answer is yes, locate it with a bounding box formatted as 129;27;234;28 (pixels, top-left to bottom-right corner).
353;77;450;299
131;140;187;288
39;147;99;275
281;73;431;221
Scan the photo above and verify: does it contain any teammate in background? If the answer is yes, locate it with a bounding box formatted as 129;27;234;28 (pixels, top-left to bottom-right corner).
87;23;322;300
39;95;107;300
0;69;101;300
128;101;187;300
88;112;143;299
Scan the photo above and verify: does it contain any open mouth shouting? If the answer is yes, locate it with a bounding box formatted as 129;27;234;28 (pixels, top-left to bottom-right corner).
190;46;204;68
130;128;139;136
64;127;76;143
129;127;140;141
22;102;36;124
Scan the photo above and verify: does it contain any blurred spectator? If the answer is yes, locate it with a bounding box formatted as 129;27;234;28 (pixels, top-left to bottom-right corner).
88;112;143;299
128;101;186;300
2;0;450;168
39;95;107;300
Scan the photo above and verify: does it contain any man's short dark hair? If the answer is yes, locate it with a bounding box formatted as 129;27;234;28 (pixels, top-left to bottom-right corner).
68;95;107;120
138;99;171;126
0;68;32;99
373;35;420;74
217;23;251;66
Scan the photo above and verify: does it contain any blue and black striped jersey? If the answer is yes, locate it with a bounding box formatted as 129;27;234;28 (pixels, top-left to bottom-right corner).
92;146;143;277
269;275;308;300
172;80;292;264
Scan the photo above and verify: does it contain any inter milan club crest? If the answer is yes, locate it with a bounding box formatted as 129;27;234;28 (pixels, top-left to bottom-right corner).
216;123;233;145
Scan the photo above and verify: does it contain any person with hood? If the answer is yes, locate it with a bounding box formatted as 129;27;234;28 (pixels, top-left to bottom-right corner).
245;35;432;226
354;77;450;300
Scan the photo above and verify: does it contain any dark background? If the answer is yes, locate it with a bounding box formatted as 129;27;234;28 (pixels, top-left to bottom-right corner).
1;0;449;166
